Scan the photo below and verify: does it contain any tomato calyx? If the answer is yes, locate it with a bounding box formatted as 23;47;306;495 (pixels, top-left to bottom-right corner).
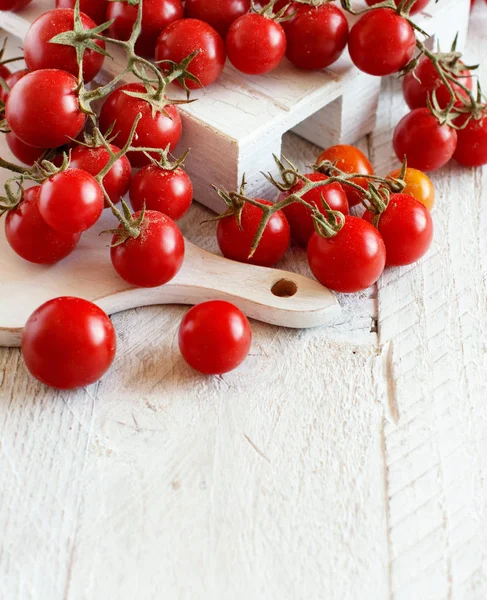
251;0;294;21
103;199;146;246
0;177;24;217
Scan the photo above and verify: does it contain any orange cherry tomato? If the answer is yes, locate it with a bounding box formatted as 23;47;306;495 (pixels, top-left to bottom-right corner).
316;144;373;207
388;167;435;211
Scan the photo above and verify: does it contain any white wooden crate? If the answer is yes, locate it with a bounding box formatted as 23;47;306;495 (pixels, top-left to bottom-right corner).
0;0;470;212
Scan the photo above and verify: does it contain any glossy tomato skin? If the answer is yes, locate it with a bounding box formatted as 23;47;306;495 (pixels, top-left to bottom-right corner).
130;165;193;221
388;167;435;211
107;0;184;58
5;186;80;264
184;0;250;38
56;0;108;24
308;215;386;293
363;193;433;266
226;14;286;75
393;108;458;171
99;83;182;168
155;19;226;89
6;69;86;149
217;200;290;267
111;210;185;287
22;297;116;390
284;3;349;70
453;113;487;167
365;0;430;15
316;144;373;207
69;144;131;206
0;68;29;104
39;169;104;233
0;0;33;10
279;173;349;247
24;9;105;83
6;132;47;165
179;301;252;375
348;8;416;76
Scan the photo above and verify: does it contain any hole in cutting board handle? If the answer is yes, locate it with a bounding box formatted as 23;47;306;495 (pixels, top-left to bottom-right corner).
271;279;298;298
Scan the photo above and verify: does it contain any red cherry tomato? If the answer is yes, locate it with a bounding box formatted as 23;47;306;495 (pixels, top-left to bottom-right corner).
6;132;47;165
363;193;433;266
107;0;184;58
179;300;252;375
6;69;86;148
284;3;349;70
69;144;132;206
184;0;250;38
217;200;290;267
365;0;430;15
5;186;80;264
0;63;10;80
402;57;473;110
279;173;349;247
22;297;116;390
348;8;416;76
130;165;193;220
0;68;28;104
155;19;226;89
24;9;105;83
226;13;286;75
0;0;32;10
56;0;108;24
316;145;374;207
39;169;104;233
99;83;182;168
393;107;458;171
453;112;487;167
307;215;386;293
111;210;185;287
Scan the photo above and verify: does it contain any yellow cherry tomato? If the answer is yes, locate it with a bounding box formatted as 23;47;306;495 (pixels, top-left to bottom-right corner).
388;167;435;211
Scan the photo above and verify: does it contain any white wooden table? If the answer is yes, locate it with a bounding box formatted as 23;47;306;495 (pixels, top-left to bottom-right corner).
1;4;486;599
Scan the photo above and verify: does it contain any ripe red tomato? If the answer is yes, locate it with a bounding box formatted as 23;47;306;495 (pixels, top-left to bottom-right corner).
99;83;182;168
279;173;349;247
178;300;252;375
0;68;28;104
111;210;185;287
107;0;184;58
155;19;226;89
284;3;349;70
69;144;131;206
6;69;86;148
130;165;193;220
24;9;105;83
184;0;250;38
363;193;433;266
39;169;104;233
56;0;108;24
307;215;386;293
217;200;290;267
0;63;10;80
348;8;416;76
5;186;80;264
402;57;473;110
387;167;435;211
0;0;32;10
22;297;116;389
226;13;286;75
365;0;430;15
393;108;458;171
6;132;47;165
316;145;374;207
453;112;487;167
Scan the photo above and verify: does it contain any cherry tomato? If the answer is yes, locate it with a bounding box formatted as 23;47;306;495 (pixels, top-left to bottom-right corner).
99;83;182;168
0;68;28;104
130;165;193;220
5;186;80;264
284;3;349;70
316;144;374;207
0;0;32;10
279;173;349;247
0;63;10;80
308;215;386;293
184;0;250;38
56;0;108;24
107;0;184;58
155;19;226;89
363;193;433;266
402;57;473;110
453;112;487;167
6;69;86;149
217;200;290;267
348;8;416;76
178;300;252;375
111;210;185;287
24;9;105;83
393;108;458;171
39;169;104;233
387;167;435;211
226;14;286;75
22;297;116;390
365;0;430;15
69;144;131;206
6;132;47;165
